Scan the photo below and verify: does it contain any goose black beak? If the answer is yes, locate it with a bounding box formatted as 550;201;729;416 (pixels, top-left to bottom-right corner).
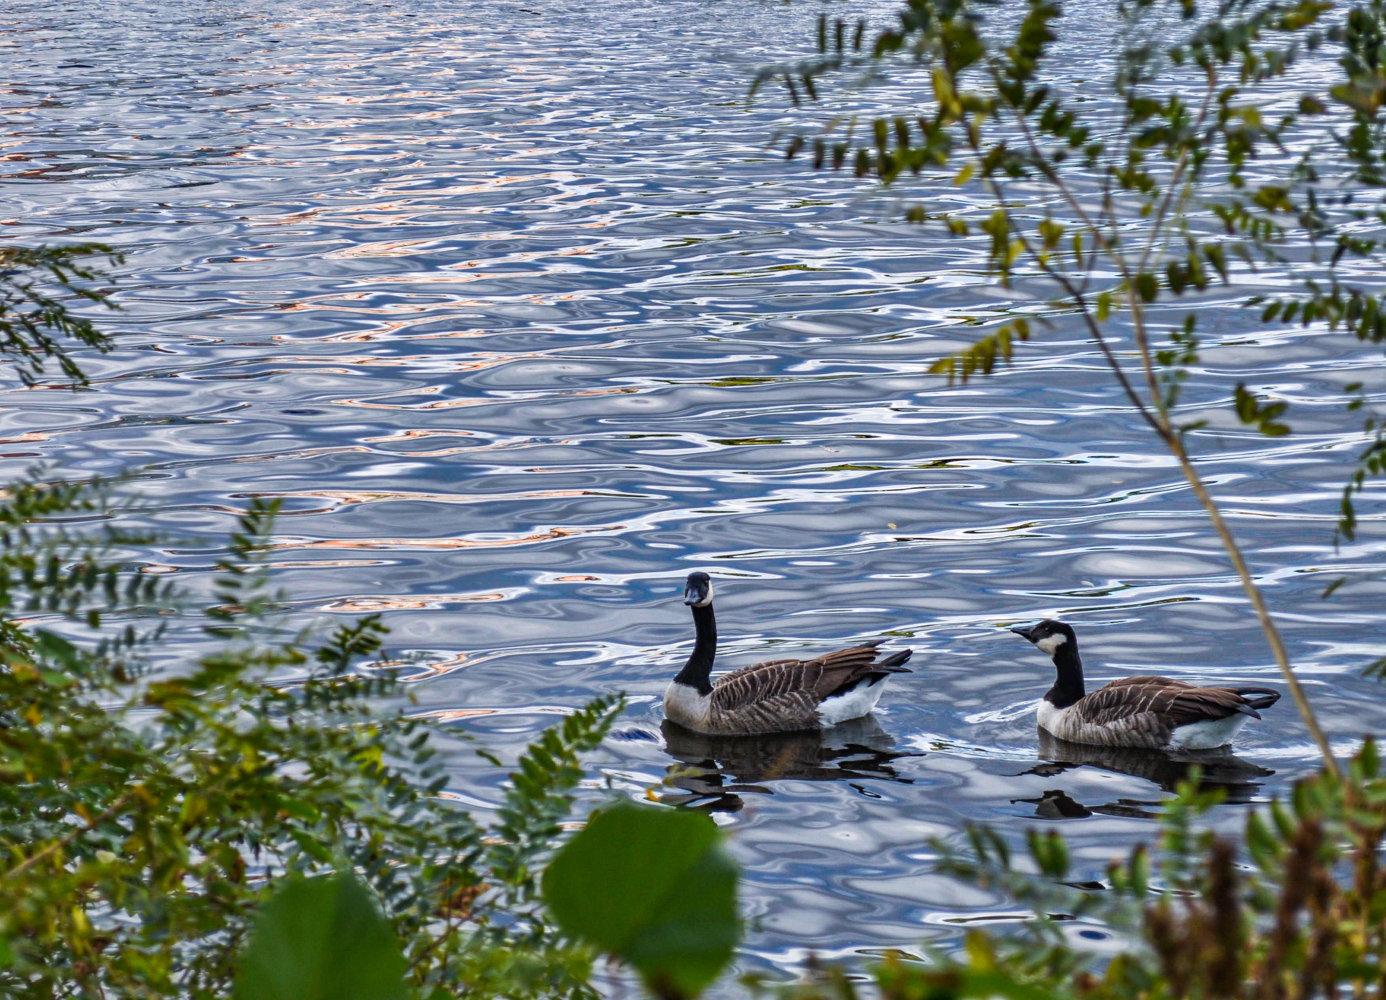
1010;624;1036;641
684;580;707;606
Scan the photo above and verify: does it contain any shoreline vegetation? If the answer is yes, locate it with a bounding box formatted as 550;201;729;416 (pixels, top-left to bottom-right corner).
3;0;1386;996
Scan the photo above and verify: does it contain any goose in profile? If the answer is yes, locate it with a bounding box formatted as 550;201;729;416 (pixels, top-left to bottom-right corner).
663;572;912;736
1010;619;1280;750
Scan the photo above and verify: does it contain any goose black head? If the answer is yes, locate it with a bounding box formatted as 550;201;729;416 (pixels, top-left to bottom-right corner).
1010;619;1077;659
683;571;713;607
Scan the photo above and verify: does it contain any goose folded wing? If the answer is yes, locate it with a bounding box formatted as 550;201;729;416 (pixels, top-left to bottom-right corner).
804;643;894;699
711;643;886;713
1077;676;1262;728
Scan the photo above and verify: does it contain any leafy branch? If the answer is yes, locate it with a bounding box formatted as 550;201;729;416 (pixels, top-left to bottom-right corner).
0;477;618;1000
765;0;1362;771
0;244;121;386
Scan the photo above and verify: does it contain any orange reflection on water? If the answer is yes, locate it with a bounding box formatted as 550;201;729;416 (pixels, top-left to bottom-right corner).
417;708;496;722
399;652;469;682
326;238;444;258
259;486;604;510
274;523;622;552
266;559;390;569
362;428;475;443
319;592;508;612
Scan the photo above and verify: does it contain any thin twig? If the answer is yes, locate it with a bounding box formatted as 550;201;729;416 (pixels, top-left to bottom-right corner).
975;70;1164;436
1166;434;1341;777
5;790;134;880
1127;70;1219;415
978;52;1338;772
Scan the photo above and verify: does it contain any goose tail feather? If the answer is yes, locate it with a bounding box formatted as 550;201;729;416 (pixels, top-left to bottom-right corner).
1236;687;1281;712
874;648;913;672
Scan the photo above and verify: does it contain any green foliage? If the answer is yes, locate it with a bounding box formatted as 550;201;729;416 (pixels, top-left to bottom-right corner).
769;0;1386;545
490;695;627;904
0;471;623;999
0;255;689;1000
0;467;173;635
750;23;1386;995
543;804;741;1000
0;244;120;386
771;745;1386;1000
1234;382;1291;436
765;0;1379;765
928;317;1030;383
1336;378;1386;543
235;872;409;1000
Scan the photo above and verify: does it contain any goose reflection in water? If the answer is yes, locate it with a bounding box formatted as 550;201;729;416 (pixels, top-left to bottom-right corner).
658;716;919;812
1011;730;1275;819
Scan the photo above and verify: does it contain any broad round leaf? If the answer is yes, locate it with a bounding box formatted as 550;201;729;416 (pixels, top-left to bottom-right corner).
620;846;740;998
542;803;740;998
234;872;408;1000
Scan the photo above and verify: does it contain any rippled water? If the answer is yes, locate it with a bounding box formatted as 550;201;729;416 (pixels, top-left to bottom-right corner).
5;0;1386;982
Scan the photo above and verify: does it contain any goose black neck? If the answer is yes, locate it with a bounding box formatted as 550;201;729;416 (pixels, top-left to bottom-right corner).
1043;641;1085;709
673;603;716;695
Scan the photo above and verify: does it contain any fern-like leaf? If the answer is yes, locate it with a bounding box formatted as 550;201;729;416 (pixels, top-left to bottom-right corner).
488;694;625;904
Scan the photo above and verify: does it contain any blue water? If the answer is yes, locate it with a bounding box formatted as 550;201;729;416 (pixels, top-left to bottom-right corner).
4;0;1385;981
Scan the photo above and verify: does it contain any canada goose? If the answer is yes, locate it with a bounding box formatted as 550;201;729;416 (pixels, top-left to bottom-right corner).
662;571;912;736
1010;619;1280;750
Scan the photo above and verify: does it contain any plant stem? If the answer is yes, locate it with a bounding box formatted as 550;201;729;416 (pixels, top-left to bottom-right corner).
1164;433;1341;778
980;72;1339;775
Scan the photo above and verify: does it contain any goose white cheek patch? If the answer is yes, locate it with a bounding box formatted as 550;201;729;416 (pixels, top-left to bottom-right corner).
695;581;714;607
1036;633;1068;656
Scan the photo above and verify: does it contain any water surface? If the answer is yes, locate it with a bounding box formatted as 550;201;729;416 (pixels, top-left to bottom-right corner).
4;0;1386;980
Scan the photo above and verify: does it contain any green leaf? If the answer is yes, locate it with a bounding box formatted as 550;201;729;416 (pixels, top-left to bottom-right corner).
489;694;623;896
1234;383;1258;422
1203;244;1229;283
1129;844;1149;896
543;804;740;999
234;872;408;1000
1245;811;1278;870
1135;271;1159;302
1362;737;1380;778
32;629;83;671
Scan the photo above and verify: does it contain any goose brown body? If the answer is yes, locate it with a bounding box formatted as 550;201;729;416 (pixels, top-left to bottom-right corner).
1012;621;1280;750
676;642;912;735
1038;675;1280;749
662;573;912;736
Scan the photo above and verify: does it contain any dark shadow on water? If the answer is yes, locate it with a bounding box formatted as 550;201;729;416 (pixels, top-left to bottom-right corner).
658;717;920;812
1011;730;1276;819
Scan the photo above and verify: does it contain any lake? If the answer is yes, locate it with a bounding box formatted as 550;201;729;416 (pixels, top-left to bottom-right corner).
4;0;1385;982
